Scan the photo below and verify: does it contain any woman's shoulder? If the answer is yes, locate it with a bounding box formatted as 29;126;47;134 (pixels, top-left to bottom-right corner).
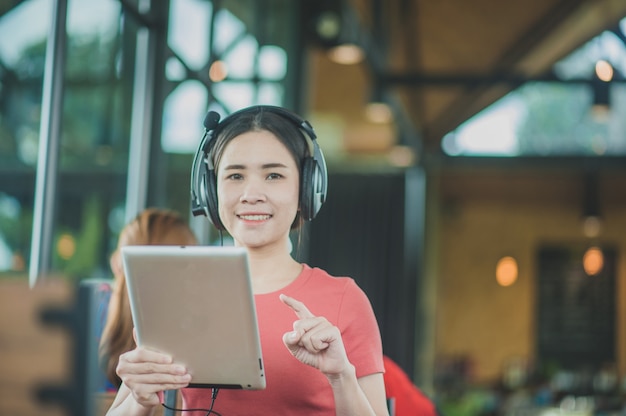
300;264;366;299
304;265;356;285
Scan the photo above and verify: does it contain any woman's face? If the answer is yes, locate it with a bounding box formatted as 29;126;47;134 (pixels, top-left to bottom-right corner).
216;129;300;250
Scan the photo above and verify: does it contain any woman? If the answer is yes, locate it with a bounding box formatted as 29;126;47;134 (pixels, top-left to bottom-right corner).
99;208;198;389
107;106;388;415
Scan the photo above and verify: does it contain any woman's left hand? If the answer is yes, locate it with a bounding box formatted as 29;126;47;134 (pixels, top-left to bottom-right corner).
280;294;351;378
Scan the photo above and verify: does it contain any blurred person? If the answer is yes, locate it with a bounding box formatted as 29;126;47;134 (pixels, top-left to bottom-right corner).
384;355;438;416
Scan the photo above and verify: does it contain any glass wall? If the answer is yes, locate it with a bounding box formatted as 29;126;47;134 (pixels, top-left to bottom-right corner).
0;0;130;280
0;0;303;281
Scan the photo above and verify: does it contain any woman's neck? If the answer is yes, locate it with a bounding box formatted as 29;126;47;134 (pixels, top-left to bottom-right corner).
246;245;302;294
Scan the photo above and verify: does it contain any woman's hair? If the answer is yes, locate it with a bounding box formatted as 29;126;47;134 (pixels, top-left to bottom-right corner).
98;208;197;388
210;108;310;230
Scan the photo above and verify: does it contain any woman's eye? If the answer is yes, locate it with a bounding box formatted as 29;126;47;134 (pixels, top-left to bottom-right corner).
226;173;243;180
267;173;283;180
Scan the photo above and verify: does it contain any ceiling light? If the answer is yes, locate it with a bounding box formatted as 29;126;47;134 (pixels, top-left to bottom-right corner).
365;102;393;123
312;2;365;65
582;216;602;238
595;60;614;82
327;43;364;65
496;256;518;287
387;145;415;167
366;84;393;123
583;246;603;276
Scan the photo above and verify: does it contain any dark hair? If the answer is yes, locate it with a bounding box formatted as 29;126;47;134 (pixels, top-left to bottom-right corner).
210;108;311;230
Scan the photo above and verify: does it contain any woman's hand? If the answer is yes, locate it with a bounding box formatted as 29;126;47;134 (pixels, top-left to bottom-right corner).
116;346;191;408
280;294;352;379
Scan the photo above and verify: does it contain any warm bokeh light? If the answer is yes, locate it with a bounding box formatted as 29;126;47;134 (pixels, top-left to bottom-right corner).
582;215;602;238
365;102;393;124
583;246;604;276
387;145;415;167
209;60;228;82
496;256;518;287
57;233;76;260
327;44;364;65
595;60;614;82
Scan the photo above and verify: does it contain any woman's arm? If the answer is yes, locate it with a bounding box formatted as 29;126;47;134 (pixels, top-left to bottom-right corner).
280;294;389;416
107;383;156;416
330;371;388;416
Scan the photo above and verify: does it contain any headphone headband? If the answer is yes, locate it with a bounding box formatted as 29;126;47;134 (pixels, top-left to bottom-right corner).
190;105;328;230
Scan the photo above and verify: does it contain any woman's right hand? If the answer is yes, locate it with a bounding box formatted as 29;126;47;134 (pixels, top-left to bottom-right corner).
116;346;192;408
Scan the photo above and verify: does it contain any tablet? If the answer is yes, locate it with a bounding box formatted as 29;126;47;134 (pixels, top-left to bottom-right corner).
121;245;266;390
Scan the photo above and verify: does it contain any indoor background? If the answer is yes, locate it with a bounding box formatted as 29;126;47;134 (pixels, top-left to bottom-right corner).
1;0;626;415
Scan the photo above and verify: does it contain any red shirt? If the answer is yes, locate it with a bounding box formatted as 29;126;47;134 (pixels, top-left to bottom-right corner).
180;265;384;415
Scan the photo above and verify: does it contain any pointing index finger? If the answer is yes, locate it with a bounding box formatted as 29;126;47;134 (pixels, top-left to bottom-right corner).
279;294;315;319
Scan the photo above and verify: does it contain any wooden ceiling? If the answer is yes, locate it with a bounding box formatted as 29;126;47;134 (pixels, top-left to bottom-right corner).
307;0;626;161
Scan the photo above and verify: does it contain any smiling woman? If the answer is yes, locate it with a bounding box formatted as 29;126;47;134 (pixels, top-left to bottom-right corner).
106;106;389;416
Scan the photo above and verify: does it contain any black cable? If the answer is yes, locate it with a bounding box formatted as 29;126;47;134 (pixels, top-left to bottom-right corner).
206;388;220;416
160;388;221;416
161;403;222;416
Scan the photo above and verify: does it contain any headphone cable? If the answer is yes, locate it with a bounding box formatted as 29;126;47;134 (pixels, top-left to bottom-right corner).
160;387;221;415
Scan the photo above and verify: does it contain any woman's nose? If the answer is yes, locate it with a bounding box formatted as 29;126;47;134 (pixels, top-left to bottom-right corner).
239;179;266;203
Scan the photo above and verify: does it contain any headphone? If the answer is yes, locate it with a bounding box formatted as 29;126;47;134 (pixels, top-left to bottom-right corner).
190;105;328;230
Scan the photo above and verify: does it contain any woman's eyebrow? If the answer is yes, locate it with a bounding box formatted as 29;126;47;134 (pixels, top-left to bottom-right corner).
261;163;289;169
223;164;246;170
222;162;289;170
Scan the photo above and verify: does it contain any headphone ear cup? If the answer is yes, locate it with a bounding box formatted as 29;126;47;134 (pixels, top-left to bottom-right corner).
300;157;316;221
205;169;223;230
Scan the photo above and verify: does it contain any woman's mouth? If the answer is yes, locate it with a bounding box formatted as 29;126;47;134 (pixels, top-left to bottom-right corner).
238;214;271;221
